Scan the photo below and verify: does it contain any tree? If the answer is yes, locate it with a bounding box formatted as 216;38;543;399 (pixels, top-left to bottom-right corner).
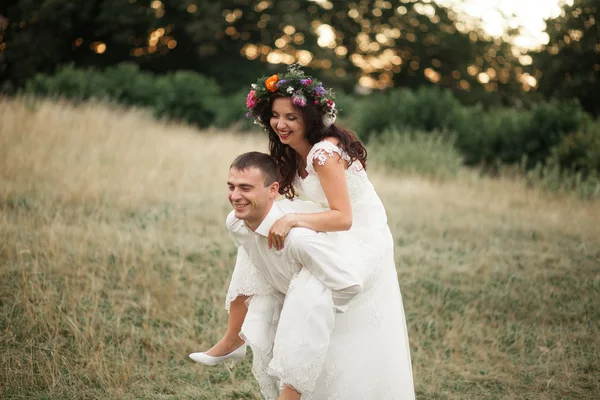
0;0;329;92
0;0;524;104
530;0;600;115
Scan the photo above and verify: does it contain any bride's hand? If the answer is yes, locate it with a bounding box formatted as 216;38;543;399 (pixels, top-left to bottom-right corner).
268;214;298;250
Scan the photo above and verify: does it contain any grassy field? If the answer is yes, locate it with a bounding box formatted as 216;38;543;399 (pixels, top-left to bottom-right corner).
1;97;599;400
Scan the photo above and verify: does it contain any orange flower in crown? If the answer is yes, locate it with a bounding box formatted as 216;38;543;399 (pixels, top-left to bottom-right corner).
265;75;279;92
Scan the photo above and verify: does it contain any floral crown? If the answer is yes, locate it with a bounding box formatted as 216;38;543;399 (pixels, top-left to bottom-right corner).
245;64;338;128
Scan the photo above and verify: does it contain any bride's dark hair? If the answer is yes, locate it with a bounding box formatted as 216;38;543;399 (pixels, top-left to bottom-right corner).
258;95;367;200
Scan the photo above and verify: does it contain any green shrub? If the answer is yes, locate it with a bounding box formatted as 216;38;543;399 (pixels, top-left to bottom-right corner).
24;64;223;128
351;86;461;141
350;85;592;176
212;89;257;130
100;63;160;107
451;99;589;169
334;92;363;129
521;99;589;168
25;64;111;100
153;71;221;128
452;106;533;166
367;128;463;180
550;123;600;178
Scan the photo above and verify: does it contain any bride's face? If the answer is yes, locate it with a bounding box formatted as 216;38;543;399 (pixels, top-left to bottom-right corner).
270;97;307;147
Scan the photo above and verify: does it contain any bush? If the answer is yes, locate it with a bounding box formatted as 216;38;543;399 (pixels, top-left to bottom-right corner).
449;99;589;170
452;106;534;167
212;89;257;130
25;64;112;100
100;64;161;107
24;64;223;128
367;128;463;180
153;71;221;128
521;99;589;168
550;122;600;178
350;85;592;174
351;86;461;141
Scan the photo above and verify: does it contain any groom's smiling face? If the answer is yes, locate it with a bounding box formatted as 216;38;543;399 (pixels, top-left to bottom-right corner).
227;167;279;230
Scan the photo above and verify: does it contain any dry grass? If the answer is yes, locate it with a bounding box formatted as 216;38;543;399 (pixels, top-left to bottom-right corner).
1;96;599;400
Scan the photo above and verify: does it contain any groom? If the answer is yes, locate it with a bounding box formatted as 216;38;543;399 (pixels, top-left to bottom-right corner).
223;151;363;400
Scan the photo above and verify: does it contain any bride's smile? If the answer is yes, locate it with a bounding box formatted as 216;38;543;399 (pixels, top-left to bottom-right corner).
270;97;307;147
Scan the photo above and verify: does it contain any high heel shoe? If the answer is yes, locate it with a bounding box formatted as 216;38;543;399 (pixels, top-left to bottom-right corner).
189;344;247;368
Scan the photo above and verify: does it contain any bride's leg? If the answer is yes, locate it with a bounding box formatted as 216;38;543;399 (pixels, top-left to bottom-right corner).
205;295;248;356
278;385;301;400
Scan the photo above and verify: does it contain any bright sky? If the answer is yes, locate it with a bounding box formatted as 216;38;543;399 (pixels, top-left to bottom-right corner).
435;0;573;49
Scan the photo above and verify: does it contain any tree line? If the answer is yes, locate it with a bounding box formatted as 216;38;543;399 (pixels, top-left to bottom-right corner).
0;0;598;115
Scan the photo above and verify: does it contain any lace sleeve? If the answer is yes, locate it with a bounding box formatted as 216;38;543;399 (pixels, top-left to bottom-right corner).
306;140;351;175
225;246;275;312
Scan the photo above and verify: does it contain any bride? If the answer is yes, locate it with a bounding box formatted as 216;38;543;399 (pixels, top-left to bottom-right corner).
193;66;415;399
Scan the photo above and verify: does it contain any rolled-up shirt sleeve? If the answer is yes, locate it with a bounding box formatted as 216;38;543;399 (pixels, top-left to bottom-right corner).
288;231;362;312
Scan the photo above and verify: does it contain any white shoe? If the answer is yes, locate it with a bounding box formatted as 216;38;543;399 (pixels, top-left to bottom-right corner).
189;344;247;368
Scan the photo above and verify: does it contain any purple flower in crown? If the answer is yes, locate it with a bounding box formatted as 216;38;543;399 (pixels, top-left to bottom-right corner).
292;92;307;107
315;83;327;96
276;79;288;87
300;78;313;86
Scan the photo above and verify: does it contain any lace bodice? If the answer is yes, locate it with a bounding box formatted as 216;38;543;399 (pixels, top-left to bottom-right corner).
294;140;375;209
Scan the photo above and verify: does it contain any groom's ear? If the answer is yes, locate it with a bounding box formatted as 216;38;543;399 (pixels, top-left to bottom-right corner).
268;181;280;197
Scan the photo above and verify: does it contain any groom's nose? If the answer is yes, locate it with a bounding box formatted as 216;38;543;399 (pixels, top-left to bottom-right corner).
230;187;242;201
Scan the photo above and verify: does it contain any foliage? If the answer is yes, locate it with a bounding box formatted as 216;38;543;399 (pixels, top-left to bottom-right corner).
306;2;522;97
153;70;221;128
455;99;589;168
451;105;532;166
2;0;595;122
22;62;600;193
212;89;257;130
0;0;326;91
350;86;593;174
351;86;462;142
529;0;600;116
24;64;222;128
25;63;161;106
1;0;523;100
551;122;600;177
368;128;463;180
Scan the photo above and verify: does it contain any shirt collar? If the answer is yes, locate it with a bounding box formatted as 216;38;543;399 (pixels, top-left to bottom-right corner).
254;202;284;237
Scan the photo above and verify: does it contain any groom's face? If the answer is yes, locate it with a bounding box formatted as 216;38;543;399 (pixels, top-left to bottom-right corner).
227;167;279;229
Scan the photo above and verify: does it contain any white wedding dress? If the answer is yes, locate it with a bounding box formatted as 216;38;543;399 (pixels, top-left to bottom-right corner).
226;141;415;399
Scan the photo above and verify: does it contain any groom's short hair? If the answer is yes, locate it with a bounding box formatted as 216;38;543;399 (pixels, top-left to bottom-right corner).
230;152;280;186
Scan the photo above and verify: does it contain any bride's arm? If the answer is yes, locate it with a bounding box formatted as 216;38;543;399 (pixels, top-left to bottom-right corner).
268;152;352;249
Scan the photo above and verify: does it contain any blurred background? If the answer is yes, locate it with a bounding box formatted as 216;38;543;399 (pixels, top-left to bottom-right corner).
1;0;599;189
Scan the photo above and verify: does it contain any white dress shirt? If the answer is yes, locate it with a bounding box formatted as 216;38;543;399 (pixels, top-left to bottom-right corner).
226;200;363;311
